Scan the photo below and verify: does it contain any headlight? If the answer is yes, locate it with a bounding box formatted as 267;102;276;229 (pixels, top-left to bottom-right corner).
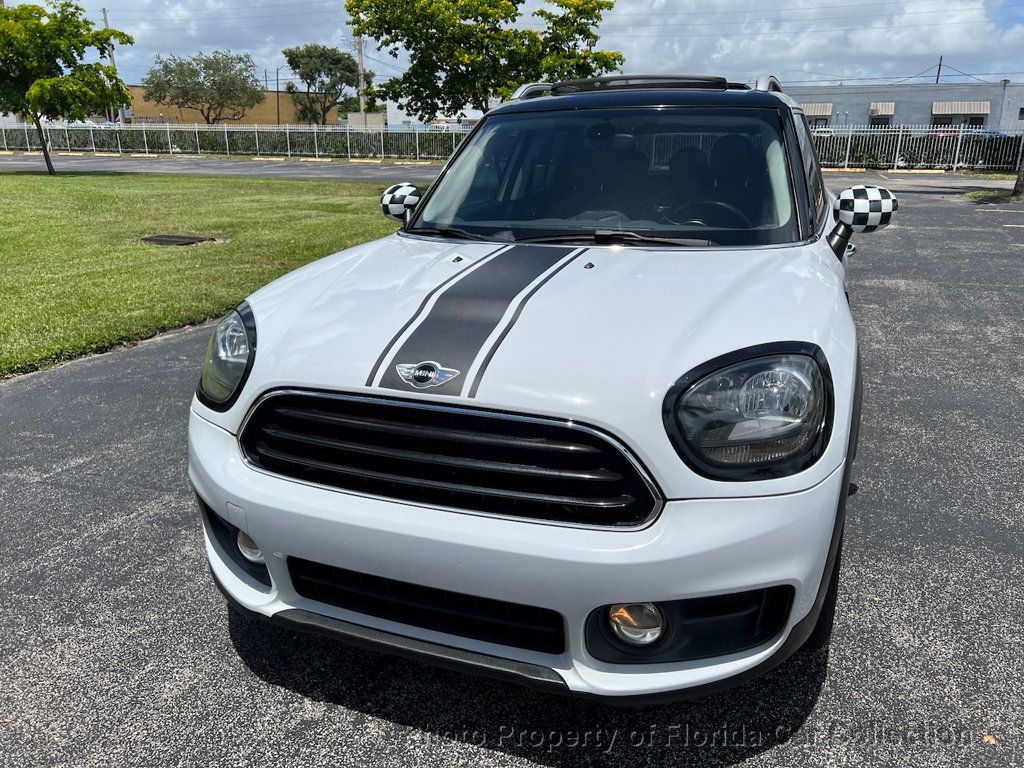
197;303;256;410
663;343;833;480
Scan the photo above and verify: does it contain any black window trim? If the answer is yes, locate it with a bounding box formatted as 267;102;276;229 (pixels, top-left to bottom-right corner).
791;109;829;234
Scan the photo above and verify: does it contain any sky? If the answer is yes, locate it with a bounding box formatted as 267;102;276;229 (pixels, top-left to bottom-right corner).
29;0;1024;90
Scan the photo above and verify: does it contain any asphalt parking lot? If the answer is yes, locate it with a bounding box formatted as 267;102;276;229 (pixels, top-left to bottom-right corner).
0;151;441;182
0;172;1021;767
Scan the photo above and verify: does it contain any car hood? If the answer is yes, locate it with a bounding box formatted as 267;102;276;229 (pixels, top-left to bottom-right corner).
205;233;857;497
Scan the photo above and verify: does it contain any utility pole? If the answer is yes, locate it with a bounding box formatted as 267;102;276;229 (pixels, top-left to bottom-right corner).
275;66;284;124
355;35;366;127
935;55;943;84
101;8;120;122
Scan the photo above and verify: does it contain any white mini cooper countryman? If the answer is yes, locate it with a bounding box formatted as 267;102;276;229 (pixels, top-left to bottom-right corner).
189;74;897;703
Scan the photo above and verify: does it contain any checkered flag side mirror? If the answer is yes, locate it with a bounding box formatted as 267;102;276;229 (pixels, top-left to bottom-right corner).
827;185;897;260
381;183;422;222
834;185;898;233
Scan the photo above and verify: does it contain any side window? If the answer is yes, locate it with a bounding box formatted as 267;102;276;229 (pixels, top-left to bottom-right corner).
794;113;827;228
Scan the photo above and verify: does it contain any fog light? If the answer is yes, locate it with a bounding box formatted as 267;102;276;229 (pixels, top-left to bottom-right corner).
236;530;264;564
608;603;664;646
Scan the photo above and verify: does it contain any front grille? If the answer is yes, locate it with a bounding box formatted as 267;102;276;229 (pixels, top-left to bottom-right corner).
289;558;565;654
239;391;661;526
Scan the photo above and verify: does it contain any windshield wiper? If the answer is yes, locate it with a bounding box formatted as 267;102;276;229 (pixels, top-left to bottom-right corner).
405;226;495;242
516;230;715;247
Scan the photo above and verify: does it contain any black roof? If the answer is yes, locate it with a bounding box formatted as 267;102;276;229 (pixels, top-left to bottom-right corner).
492;88;786;115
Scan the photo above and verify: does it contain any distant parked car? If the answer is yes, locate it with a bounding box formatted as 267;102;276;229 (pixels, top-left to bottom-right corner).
931;128;1009;139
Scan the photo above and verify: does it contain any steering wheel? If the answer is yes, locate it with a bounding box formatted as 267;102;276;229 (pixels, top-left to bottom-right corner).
665;200;752;228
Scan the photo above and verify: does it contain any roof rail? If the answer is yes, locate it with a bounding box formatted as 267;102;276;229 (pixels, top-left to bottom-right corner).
754;75;784;93
550;74;734;94
508;82;554;101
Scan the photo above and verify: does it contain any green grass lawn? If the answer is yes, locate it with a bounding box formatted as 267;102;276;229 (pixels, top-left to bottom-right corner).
0;172;397;375
963;188;1024;203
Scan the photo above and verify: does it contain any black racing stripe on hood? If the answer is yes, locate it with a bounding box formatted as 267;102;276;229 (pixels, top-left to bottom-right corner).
466;250;583;398
377;245;575;396
363;245;507;387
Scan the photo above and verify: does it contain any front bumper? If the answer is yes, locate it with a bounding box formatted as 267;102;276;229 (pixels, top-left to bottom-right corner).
189;406;846;701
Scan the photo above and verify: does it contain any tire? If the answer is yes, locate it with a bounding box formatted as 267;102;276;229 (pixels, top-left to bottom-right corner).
804;540;842;651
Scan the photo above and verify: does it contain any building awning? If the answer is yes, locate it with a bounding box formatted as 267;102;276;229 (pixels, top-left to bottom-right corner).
932;101;990;115
869;101;895;116
801;102;833;117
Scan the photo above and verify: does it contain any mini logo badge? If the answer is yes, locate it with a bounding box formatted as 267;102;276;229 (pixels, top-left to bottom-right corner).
396;360;460;389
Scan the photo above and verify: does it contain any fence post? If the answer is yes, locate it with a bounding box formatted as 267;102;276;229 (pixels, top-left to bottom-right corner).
314;125;319;158
254;126;260;156
116;129;121;155
64;125;69;151
952;123;964;171
844;127;853;169
195;125;201;155
346;126;350;159
415;130;419;160
380;129;385;158
286;124;291;157
142;126;148;154
224;125;229;155
166;123;172;154
892;125;903;170
24;124;30;150
90;125;96;153
452;131;457;154
1;127;6;151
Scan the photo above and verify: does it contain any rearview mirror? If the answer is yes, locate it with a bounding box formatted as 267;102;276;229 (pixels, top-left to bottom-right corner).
380;182;423;222
826;185;897;259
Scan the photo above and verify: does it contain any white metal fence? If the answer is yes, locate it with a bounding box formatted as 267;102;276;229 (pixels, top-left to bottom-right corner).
811;125;1024;171
0;123;472;161
3;122;1023;171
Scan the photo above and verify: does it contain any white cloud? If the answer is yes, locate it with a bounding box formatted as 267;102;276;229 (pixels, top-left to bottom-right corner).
34;0;1024;87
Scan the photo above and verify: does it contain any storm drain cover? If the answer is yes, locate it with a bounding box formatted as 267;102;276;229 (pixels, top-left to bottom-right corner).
142;234;214;246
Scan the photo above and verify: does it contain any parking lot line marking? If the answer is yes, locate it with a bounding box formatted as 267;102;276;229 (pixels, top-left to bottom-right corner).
1001;224;1024;227
977;208;1024;213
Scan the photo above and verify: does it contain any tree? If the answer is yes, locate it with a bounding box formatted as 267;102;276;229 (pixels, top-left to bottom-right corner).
0;1;132;175
283;44;368;125
142;51;263;124
529;0;624;83
345;0;623;121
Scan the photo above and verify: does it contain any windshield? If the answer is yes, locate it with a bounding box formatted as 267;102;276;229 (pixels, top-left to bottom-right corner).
411;107;798;247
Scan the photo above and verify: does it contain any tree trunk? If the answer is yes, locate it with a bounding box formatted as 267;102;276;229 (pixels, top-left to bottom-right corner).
1014;150;1024;196
33;115;56;175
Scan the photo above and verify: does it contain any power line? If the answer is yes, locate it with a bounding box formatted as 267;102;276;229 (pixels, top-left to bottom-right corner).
102;1;1022;27
93;13;1024;34
598;0;998;14
889;64;939;85
579;3;1024;29
593;16;1024;38
94;0;990;16
943;65;992;83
